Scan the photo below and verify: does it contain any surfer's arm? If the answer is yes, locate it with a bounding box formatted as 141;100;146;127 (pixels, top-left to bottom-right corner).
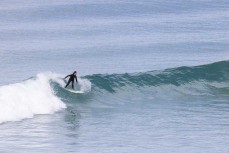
75;76;78;83
64;75;70;79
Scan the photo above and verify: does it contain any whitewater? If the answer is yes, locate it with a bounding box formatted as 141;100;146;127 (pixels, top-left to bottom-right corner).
0;0;229;153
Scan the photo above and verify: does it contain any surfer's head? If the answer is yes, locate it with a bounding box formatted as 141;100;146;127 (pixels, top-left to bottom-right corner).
73;71;77;74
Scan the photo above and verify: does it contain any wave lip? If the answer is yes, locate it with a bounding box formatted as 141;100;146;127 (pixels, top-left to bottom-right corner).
0;73;66;124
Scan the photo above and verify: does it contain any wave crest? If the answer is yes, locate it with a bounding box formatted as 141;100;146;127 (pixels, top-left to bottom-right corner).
85;60;229;92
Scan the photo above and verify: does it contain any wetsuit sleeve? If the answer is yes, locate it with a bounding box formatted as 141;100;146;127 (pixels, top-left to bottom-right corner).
75;76;78;82
64;75;70;79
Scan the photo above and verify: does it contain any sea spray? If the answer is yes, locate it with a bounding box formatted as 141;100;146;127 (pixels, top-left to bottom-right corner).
78;78;92;92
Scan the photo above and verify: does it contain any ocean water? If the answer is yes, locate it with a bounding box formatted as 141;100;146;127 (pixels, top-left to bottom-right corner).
0;0;229;152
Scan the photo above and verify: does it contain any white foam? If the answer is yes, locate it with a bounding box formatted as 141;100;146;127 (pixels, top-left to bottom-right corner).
0;73;66;124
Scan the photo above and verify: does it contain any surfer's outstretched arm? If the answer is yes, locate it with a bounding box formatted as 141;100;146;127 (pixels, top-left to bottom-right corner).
64;75;70;79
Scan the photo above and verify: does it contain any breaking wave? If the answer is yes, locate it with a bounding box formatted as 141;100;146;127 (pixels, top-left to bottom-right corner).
0;60;228;123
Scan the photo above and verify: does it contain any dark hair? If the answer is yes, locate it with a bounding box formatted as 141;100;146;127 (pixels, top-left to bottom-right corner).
73;71;77;74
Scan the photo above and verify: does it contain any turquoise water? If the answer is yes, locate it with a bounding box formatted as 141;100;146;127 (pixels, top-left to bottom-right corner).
0;0;229;152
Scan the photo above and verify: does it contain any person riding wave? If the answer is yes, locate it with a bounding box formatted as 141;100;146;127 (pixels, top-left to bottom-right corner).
64;71;78;89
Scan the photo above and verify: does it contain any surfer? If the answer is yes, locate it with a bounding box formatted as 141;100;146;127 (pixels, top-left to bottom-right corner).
64;71;78;89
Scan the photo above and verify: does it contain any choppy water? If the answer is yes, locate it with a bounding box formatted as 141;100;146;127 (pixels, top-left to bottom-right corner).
0;0;229;153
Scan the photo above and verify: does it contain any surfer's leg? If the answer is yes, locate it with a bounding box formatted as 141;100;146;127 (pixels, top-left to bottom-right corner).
65;80;71;88
71;81;74;89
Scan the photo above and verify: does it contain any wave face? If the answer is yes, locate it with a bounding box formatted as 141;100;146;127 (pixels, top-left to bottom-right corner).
0;73;66;124
85;60;229;93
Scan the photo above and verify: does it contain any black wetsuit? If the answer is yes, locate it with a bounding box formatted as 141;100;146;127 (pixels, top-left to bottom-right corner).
64;73;78;89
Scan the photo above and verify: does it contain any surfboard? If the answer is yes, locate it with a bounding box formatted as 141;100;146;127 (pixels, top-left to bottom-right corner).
64;88;84;94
